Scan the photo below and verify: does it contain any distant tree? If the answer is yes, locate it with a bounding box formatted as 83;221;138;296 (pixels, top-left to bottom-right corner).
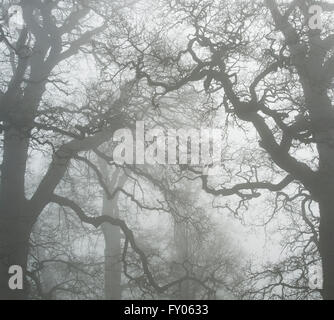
97;162;127;300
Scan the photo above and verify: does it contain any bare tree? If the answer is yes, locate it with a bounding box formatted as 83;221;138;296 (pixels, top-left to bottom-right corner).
122;0;334;299
0;0;134;299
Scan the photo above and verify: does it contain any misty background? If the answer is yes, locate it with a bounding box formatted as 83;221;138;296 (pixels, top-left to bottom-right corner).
0;0;333;300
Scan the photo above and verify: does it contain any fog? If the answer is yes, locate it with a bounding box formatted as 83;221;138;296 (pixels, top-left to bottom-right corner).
0;0;333;300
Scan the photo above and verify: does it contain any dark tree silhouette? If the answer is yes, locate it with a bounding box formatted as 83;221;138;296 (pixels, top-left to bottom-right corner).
123;0;334;299
0;0;132;299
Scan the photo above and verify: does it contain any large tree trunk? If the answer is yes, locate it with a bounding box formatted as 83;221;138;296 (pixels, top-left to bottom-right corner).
0;216;33;300
0;127;34;300
319;199;334;300
102;191;122;300
316;128;334;300
303;78;334;300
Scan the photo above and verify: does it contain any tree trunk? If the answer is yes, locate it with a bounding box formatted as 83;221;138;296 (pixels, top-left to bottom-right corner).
0;127;34;300
174;220;195;300
315;125;334;300
319;199;334;300
98;161;126;300
102;198;122;300
0;215;33;300
304;81;334;300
